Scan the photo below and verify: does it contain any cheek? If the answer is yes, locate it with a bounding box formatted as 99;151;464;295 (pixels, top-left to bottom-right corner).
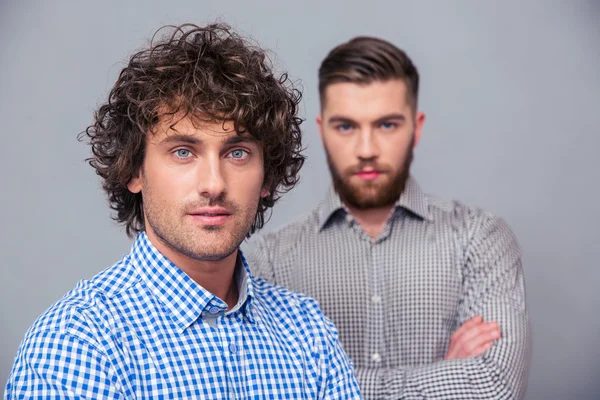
226;167;265;204
143;160;192;202
382;136;412;167
323;134;352;164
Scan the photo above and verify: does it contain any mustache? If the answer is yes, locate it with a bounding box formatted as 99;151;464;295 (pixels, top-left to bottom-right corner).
346;161;391;175
183;196;240;213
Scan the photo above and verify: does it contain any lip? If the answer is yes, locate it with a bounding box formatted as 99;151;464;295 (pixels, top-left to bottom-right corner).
354;170;383;181
187;207;232;226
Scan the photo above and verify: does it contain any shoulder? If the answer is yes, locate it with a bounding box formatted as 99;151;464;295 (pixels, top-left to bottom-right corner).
22;256;141;346
423;191;521;269
251;276;334;333
426;192;515;239
246;206;321;258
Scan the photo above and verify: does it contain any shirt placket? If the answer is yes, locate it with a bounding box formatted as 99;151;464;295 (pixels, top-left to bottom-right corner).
348;213;386;368
217;310;242;399
367;235;387;368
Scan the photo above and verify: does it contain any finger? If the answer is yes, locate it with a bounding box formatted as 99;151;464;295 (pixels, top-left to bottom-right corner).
446;316;485;359
462;333;498;357
451;319;492;349
447;332;495;360
445;343;460;360
460;315;484;330
454;323;501;357
447;317;501;360
459;321;500;346
444;347;458;360
470;340;494;357
450;316;483;343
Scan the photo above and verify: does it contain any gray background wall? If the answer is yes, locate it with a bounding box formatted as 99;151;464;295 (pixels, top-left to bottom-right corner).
1;1;599;398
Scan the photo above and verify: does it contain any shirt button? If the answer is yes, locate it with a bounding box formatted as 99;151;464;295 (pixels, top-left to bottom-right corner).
371;353;382;362
371;295;382;304
345;214;353;223
208;306;220;314
229;343;237;353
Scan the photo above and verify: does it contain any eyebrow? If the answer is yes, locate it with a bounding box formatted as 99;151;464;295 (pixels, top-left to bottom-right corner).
159;134;202;145
225;135;259;146
328;113;407;125
158;133;259;146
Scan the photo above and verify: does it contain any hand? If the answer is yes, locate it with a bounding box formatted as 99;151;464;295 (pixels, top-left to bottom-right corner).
444;315;501;360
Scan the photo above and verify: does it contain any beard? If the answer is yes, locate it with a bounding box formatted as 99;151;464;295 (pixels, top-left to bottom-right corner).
325;138;414;210
142;179;258;262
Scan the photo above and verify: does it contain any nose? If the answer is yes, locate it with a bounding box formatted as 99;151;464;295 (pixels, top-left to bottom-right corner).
355;128;380;161
197;153;226;201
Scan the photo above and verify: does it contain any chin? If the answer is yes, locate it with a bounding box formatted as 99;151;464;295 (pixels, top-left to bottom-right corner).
195;252;235;262
197;237;240;257
201;225;224;232
185;245;238;262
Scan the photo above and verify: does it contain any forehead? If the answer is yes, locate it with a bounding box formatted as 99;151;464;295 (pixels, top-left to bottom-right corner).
322;80;410;120
150;114;241;142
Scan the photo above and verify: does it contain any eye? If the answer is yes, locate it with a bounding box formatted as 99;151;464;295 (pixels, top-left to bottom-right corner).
174;149;193;159
228;149;249;160
336;124;354;133
380;122;397;130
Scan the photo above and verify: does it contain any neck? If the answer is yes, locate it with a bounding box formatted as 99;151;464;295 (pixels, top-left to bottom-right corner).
145;230;239;310
345;202;396;239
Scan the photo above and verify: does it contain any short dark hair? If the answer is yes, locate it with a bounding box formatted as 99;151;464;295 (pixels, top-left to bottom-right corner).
318;36;419;109
80;23;305;237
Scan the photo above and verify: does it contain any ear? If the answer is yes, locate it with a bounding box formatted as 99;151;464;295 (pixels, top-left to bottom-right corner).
413;111;426;148
316;115;324;141
127;170;143;194
260;187;270;198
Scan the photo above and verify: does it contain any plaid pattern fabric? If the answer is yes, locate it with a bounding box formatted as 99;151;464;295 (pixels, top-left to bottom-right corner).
245;177;530;399
5;233;361;399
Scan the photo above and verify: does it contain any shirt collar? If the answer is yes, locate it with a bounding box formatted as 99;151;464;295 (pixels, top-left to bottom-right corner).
234;251;256;323
317;176;432;231
131;232;254;332
398;177;431;221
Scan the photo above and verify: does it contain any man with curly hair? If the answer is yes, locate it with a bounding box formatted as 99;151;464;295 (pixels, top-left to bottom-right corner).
5;24;361;399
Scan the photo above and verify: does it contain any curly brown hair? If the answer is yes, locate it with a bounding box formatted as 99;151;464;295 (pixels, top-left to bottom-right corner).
80;23;305;237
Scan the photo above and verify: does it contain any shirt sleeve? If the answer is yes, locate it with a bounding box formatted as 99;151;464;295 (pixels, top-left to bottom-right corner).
306;301;362;399
355;215;531;400
5;329;124;399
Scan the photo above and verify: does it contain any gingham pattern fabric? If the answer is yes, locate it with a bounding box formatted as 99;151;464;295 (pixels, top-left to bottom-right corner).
245;177;530;399
5;232;361;399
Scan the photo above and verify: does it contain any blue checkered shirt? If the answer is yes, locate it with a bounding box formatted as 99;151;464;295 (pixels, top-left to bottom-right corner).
5;233;361;399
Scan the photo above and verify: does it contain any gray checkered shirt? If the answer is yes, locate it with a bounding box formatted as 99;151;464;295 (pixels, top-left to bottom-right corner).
245;177;530;399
